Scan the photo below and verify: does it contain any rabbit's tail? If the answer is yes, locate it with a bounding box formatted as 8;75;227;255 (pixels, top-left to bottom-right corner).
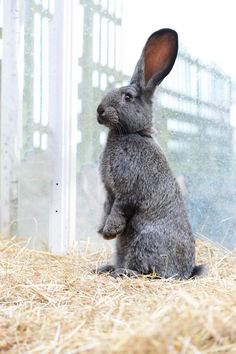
190;264;207;278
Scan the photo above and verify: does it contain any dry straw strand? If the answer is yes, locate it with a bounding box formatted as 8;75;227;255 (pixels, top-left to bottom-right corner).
0;237;235;353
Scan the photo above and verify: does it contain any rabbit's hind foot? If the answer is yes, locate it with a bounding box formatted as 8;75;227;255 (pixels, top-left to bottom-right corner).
92;264;115;274
110;268;140;279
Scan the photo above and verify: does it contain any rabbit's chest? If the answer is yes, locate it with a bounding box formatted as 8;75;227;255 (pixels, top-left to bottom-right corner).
101;144;134;193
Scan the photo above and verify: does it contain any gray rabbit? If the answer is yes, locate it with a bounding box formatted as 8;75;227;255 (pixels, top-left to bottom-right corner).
95;28;205;279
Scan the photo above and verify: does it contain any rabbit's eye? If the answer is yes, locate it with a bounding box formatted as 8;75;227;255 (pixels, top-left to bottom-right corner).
124;92;134;102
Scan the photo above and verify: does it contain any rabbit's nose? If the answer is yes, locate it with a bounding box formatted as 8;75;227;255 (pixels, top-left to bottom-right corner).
97;104;105;116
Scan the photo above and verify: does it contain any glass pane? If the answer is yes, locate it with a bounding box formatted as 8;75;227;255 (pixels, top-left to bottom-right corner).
76;0;236;250
19;3;53;249
0;1;54;249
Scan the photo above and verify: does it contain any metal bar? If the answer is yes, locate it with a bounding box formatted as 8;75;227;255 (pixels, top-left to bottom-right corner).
48;0;77;253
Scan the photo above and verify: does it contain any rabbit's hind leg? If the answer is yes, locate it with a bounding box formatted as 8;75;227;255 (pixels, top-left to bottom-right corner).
93;264;115;274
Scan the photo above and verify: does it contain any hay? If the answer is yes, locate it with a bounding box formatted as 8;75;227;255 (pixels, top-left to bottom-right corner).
0;237;235;354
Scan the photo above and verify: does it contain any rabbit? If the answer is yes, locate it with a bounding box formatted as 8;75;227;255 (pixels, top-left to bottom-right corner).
95;28;205;279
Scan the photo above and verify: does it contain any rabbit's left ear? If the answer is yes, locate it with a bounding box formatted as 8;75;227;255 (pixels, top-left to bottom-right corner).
130;29;178;95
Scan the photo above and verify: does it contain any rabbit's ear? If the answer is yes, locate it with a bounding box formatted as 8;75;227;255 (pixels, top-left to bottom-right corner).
130;29;178;95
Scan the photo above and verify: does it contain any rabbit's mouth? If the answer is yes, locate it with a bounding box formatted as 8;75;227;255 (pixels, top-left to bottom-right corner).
97;106;119;128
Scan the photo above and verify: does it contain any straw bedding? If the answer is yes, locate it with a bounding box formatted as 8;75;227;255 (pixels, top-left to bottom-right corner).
0;237;235;354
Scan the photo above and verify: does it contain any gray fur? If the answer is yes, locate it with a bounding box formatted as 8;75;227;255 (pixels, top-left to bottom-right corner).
95;29;205;279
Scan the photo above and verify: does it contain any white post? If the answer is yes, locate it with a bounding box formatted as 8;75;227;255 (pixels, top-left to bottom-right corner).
48;0;77;253
0;0;24;233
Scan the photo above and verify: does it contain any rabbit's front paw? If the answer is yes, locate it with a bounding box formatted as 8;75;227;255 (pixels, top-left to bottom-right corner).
102;215;126;239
